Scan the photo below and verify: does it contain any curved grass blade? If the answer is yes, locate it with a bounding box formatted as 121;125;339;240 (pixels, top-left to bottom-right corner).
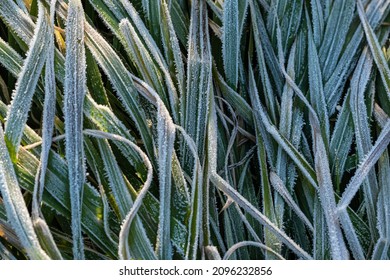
30;1;63;260
223;241;285;260
82;129;157;260
64;0;87;259
97;139;156;259
338;120;390;211
4;2;51;161
0;125;49;260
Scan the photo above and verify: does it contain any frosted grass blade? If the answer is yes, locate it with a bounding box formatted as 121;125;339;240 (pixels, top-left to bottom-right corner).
64;0;87;259
357;0;390;101
31;3;62;260
0;125;49;260
311;0;325;47
81;130;157;260
4;2;51;160
319;0;355;81
222;0;239;89
97;139;156;259
338;120;390;211
308;29;330;143
329;91;354;188
270;172;313;232
160;0;186;100
181;0;212;167
0;0;35;44
349;48;378;238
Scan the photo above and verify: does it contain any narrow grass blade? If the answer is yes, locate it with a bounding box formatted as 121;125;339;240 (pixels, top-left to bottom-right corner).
0;125;49;260
4;2;51;160
308;28;330;143
329;91;354;188
270;172;314;232
97;139;156;259
160;0;186;100
0;0;35;44
181;0;212;168
313;131;349;259
319;0;355;81
82;130;157;260
311;0;325;47
174;125;203;260
357;0;390;101
31;4;62;260
249;0;283;94
349;48;379;238
338;120;390;211
64;0;87;259
222;0;239;89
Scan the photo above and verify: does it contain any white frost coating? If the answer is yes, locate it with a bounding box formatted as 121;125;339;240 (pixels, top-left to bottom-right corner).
0;125;49;260
338;120;390;211
4;1;51;159
222;0;239;88
64;0;86;260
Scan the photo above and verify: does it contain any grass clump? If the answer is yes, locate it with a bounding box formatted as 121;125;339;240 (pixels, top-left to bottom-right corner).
0;0;389;260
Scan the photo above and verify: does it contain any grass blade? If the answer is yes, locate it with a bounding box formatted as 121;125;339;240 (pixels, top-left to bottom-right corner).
4;2;51;160
338;120;390;211
0;125;49;260
222;0;239;89
357;0;390;101
64;0;87;259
